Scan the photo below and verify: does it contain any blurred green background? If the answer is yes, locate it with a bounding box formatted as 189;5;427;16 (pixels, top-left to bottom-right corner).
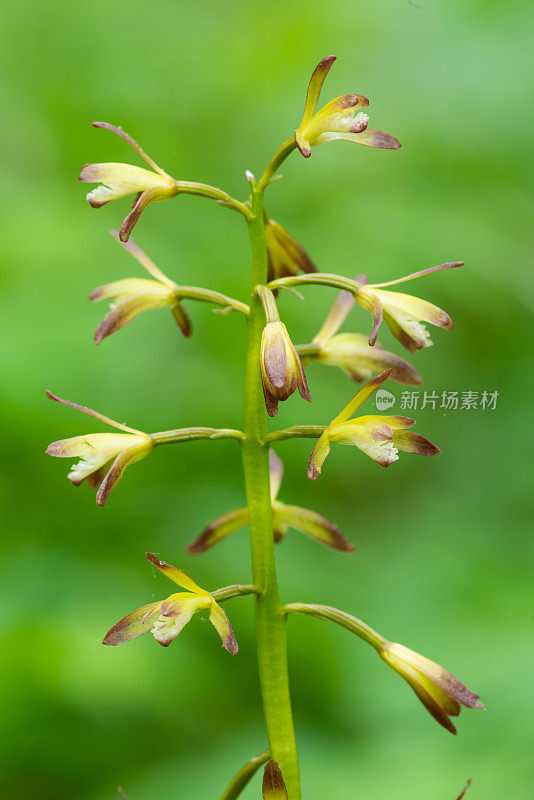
1;1;532;798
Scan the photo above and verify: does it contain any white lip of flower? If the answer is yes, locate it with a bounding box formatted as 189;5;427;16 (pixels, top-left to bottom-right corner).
335;111;369;133
67;433;143;483
373;441;399;464
399;316;433;347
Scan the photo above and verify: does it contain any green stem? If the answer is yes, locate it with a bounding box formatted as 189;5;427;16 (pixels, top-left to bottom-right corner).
283;603;387;651
257;137;297;193
210;584;260;603
150;427;244;445
174;180;251;218
241;186;301;799
264;425;326;444
268;273;363;294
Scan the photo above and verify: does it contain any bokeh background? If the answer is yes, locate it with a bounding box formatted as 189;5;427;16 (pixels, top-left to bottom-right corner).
1;1;532;798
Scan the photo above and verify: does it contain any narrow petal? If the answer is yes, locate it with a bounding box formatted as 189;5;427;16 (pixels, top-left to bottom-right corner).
273;502;353;552
96;441;152;506
171;303;193;337
357;414;415;430
312;290;356;344
209;601;239;654
330;369;394;425
455;780;472;800
119;187;172;243
185;507;249;553
393;430;440;457
90;278;171;303
102;602;160;645
307;431;331;480
316;128;401;149
79;162;171;190
371;261;463;289
298;55;337;129
94;293;173;345
262;759;288;800
45;390;143;434
145;553;207;594
318;333;422;385
92;121;171;177
269;450;284;501
374;289;453;329
109;230;177;286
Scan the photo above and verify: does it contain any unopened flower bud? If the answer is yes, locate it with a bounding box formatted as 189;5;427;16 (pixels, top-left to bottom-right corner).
380;641;484;734
260;321;311;417
265;216;317;282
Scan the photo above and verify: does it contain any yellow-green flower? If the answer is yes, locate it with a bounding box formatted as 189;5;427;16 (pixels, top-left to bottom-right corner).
103;553;238;654
265;216;317;282
90;231;191;344
260;321;311;417
79;122;178;242
186;450;353;553
295;55;400;158
262;760;287;800
355;262;462;352
308;369;439;478
45;391;153;506
298;288;421;385
380;642;484;734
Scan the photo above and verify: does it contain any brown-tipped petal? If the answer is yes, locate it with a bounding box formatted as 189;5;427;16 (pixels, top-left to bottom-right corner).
367;293;384;346
262;381;279;418
330;369;394;425
119;186;175;242
296;361;311;403
102;602;160;645
307;432;331;480
92;121;169;177
374;289;453;330
185;507;249;554
171;303;192;337
273;502;354;552
209;602;239;655
45;390;142;434
318;333;422;386
145;553;207;594
262;759;288;800
95;443;150;507
455;780;472;800
371;261;464;289
393;431;440;457
299;55;337;129
94;294;172;345
316;129;401;149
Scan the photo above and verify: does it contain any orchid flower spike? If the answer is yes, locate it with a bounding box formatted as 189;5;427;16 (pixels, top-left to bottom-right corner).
90;231;191;344
186;450;353;554
257;286;311;417
355;261;463;352
298;288;422;385
265;214;317;282
45;391;153;506
295;55;400;158
380;642;484;734
103;553;238;654
308;370;439;478
79;122;178;242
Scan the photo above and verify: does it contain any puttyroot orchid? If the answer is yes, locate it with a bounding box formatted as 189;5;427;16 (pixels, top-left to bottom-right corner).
90;231;191;343
295;55;400;158
308;370;439;478
103;553;238;653
265;216;317;281
380;642;484;734
79;122;178;242
356;262;462;351
298;288;421;385
45;391;153;506
186;450;353;553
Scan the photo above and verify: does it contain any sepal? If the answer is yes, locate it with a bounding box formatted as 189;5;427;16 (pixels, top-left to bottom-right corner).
265;216;317;282
262;760;288;800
